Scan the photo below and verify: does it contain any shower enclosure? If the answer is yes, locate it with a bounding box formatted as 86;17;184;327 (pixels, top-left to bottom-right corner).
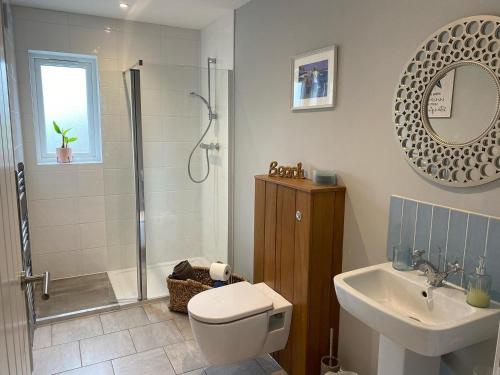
111;61;233;301
34;61;233;320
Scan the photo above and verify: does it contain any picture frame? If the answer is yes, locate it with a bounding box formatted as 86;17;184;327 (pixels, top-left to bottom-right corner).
291;45;337;111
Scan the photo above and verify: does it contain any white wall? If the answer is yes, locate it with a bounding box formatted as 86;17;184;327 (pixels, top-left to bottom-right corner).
234;0;500;374
13;6;202;278
199;11;234;264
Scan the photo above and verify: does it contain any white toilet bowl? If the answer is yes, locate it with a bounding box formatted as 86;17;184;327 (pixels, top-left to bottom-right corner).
187;281;292;365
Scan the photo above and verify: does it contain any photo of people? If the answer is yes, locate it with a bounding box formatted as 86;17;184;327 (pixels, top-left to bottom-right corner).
291;46;337;110
297;59;329;99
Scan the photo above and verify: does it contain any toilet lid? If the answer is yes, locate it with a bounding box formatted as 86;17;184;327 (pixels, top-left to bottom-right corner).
188;281;273;324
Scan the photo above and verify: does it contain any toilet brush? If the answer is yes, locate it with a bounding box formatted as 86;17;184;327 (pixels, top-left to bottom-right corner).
329;328;334;366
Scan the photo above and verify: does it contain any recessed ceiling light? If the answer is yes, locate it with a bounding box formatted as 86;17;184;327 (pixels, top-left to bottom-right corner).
105;26;112;33
119;3;129;9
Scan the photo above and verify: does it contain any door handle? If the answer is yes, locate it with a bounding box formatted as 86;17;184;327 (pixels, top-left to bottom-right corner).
20;271;50;300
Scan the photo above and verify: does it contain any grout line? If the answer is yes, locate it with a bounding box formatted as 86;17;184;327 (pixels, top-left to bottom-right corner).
78;340;83;368
443;209;451;271
412;202;419;251
484;218;491;257
460;214;470;286
427;205;435;260
128;329;138;353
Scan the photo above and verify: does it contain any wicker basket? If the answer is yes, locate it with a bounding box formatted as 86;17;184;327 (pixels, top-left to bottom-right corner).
167;266;246;313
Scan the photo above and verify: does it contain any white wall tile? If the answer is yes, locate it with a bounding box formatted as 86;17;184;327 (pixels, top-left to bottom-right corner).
103;142;133;169
33;250;81;279
161;37;200;67
101;115;131;142
14;19;69;52
78;167;105;196
78;196;105;223
67;14;119;31
13;6;68;25
142;116;164;142
104;194;135;220
105;220;136;247
80;247;108;275
107;244;136;270
103;169;134;195
27;170;78;200
68;26;118;59
29;198;78;227
80;222;106;249
30;224;81;254
141;89;163;116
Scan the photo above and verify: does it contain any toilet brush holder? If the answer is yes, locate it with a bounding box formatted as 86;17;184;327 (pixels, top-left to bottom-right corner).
320;356;340;374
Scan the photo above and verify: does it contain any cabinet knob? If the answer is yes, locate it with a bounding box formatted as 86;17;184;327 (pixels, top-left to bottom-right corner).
295;210;302;221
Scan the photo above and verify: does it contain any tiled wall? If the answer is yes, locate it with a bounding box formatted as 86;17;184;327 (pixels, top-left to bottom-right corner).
3;2;23;164
12;6;203;278
387;195;500;301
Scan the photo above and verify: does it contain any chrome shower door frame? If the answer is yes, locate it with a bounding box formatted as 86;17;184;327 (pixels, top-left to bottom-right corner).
129;68;147;300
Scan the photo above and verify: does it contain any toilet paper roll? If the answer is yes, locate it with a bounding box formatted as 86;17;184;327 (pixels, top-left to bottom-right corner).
209;262;231;282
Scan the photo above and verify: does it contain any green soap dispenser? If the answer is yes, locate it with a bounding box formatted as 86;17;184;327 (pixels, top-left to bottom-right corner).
466;256;491;308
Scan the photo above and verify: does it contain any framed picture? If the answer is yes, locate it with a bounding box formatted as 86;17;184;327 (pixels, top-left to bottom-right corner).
291;45;337;111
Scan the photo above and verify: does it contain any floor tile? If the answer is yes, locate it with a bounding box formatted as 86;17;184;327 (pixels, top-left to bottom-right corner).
56;361;114;375
205;359;266;375
52;315;103;345
143;301;177;323
130;320;184;352
100;306;150;333
112;348;176;375
33;341;81;375
256;355;283;374
33;325;51;349
182;370;206;375
164;340;209;374
174;315;193;340
80;330;136;366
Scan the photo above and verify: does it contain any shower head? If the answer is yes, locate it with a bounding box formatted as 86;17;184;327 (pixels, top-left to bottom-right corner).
189;91;211;110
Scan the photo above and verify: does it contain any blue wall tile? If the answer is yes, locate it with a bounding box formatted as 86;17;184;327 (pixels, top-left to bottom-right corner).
445;210;468;286
463;214;489;284
387;196;403;259
414;203;432;254
486;218;500;301
428;206;450;272
401;200;417;252
386;196;500;302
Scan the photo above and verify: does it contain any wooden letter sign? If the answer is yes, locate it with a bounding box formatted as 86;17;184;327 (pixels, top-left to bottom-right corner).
268;161;305;179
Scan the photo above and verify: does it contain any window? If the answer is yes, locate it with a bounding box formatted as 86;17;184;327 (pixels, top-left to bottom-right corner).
29;51;102;164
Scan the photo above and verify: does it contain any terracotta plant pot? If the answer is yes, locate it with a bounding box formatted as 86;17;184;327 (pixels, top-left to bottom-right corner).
56;147;73;163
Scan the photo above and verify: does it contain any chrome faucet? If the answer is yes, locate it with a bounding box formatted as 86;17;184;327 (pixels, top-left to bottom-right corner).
411;249;463;287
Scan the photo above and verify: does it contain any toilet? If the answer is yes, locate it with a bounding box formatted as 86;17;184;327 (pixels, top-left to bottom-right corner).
187;281;292;365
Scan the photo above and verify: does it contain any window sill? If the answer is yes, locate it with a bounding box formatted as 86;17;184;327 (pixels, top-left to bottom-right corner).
36;160;103;166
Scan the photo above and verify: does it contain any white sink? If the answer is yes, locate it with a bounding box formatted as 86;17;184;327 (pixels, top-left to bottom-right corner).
334;262;500;375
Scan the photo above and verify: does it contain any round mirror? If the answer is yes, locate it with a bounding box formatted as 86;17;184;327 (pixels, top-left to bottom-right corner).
425;63;499;145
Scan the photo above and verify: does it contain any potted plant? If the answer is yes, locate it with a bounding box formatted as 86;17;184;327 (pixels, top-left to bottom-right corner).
53;121;77;163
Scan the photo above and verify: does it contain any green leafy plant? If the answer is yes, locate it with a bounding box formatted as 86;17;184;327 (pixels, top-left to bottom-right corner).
53;121;77;148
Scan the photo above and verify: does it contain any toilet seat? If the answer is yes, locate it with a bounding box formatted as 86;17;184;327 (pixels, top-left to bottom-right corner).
188;281;273;324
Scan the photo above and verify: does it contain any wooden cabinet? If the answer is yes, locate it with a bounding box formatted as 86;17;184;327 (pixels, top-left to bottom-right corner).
254;175;346;375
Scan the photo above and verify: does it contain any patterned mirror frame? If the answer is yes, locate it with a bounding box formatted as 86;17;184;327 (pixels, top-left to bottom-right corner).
393;15;500;187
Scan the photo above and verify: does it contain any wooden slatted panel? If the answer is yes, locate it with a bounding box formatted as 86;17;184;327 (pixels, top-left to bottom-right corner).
329;190;345;357
253;179;266;283
292;190;311;374
307;192;336;374
263;182;277;288
276;185;296;372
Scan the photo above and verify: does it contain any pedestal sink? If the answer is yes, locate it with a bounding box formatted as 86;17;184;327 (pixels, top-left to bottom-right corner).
334;262;500;375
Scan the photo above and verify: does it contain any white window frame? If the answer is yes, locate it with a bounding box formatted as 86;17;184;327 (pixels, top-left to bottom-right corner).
29;50;102;164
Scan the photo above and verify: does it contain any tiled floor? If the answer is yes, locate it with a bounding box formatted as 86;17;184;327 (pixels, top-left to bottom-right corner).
32;301;285;375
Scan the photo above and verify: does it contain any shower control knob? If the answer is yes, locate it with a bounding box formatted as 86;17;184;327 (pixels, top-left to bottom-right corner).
295;210;302;222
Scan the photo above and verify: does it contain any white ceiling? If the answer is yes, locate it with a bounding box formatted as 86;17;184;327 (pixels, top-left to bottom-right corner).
10;0;251;29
